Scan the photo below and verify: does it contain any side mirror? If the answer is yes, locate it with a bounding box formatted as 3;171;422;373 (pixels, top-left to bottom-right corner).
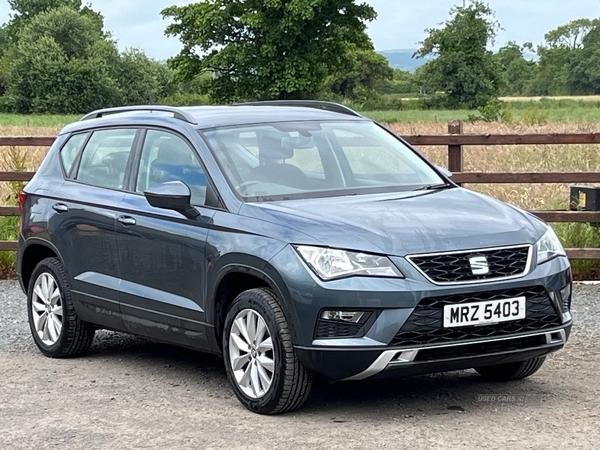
144;181;200;219
436;166;453;179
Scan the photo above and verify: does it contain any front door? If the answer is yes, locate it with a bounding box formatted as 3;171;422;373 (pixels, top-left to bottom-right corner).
115;129;216;349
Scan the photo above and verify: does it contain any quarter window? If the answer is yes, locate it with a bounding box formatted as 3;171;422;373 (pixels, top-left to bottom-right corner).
75;129;137;189
136;130;208;205
60;133;89;177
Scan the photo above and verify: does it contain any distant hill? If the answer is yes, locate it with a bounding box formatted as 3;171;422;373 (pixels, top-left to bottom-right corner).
379;49;539;73
377;49;433;73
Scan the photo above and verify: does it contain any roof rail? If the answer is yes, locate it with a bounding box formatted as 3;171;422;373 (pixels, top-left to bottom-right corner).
235;100;362;117
80;106;197;124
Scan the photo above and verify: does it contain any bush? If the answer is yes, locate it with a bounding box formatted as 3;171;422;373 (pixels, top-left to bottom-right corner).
467;99;513;123
554;222;600;280
157;92;211;106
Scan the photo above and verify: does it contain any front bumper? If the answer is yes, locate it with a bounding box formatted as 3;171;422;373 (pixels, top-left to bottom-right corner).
296;324;570;380
270;246;573;381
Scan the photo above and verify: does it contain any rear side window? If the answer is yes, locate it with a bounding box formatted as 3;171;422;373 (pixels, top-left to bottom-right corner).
59;133;89;177
75;129;137;189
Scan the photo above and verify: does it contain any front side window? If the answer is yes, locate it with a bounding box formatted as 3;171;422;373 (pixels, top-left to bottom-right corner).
204;121;444;201
75;129;137;189
136;130;208;205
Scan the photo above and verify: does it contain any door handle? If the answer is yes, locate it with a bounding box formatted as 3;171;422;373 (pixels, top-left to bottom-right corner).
117;216;136;226
52;203;68;213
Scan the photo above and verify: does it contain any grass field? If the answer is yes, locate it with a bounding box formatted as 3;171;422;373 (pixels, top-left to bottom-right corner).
1;111;599;278
363;105;600;124
0;113;81;127
500;95;600;102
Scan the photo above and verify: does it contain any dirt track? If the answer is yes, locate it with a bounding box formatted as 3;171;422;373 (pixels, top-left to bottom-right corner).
1;280;599;450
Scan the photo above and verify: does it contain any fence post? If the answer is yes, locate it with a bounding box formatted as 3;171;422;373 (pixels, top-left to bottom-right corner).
447;120;464;174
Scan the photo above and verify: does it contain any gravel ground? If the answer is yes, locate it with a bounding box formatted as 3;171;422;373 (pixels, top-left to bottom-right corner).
0;280;599;450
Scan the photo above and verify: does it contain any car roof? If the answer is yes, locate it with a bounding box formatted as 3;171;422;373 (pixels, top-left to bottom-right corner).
183;105;367;128
60;104;370;135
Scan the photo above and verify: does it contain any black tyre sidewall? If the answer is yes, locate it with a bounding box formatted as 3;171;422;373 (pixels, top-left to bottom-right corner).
223;290;288;414
475;356;546;381
27;258;73;357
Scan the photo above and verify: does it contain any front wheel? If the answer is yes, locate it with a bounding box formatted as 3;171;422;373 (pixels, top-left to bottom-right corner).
474;356;546;381
223;288;312;414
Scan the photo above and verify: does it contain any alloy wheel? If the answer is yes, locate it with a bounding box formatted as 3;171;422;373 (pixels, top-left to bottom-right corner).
228;308;275;399
31;272;63;346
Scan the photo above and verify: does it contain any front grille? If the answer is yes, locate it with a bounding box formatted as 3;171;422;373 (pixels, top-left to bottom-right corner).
315;320;364;338
407;245;530;284
414;334;548;362
390;286;561;347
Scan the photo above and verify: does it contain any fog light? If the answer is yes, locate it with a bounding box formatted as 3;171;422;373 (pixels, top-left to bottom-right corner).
316;310;374;339
321;310;368;323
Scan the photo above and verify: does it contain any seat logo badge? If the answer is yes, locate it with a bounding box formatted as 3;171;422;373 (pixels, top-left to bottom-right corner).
469;256;489;275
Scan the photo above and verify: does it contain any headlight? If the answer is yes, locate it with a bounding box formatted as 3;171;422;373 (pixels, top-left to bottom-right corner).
295;245;404;281
536;227;566;264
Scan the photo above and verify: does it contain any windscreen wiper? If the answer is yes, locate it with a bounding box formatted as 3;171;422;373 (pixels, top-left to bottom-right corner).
414;183;453;191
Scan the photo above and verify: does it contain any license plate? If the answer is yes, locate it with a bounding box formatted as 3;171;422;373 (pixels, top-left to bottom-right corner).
443;297;526;328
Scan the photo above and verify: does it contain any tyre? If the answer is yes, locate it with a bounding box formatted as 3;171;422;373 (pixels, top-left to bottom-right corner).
474;356;546;381
223;288;313;414
27;257;95;358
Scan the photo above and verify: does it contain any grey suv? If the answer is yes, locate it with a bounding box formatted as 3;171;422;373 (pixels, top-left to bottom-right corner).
17;102;572;414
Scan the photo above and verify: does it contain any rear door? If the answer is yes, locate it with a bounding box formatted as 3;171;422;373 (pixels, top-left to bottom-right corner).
115;129;217;349
52;128;140;329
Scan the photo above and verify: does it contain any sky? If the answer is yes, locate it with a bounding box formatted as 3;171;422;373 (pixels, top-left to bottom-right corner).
1;0;600;60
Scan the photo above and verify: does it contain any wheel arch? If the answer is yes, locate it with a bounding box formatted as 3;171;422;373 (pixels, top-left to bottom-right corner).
19;239;63;293
208;257;297;351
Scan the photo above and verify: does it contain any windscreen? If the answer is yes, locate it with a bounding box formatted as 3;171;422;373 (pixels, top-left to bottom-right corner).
203;121;445;201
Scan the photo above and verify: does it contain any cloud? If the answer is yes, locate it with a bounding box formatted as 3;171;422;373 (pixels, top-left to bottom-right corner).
89;0;190;60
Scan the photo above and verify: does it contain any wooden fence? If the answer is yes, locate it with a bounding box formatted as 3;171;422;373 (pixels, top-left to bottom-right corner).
1;123;600;259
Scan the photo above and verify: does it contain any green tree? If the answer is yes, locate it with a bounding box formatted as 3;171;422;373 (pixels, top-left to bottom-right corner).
415;1;502;108
495;41;536;96
1;2;176;112
5;0;104;42
2;6;121;113
565;22;600;95
544;18;598;50
379;69;417;95
0;25;8;56
0;27;7;96
327;44;393;99
116;48;175;105
162;0;377;102
530;19;600;96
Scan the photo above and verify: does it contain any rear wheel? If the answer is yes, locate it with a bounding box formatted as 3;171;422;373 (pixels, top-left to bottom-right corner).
474;356;546;381
223;288;312;414
27;257;95;358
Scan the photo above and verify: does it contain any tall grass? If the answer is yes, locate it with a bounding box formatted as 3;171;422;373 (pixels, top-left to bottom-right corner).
0;113;80;127
0;125;56;276
363;106;600;124
0;146;29;277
